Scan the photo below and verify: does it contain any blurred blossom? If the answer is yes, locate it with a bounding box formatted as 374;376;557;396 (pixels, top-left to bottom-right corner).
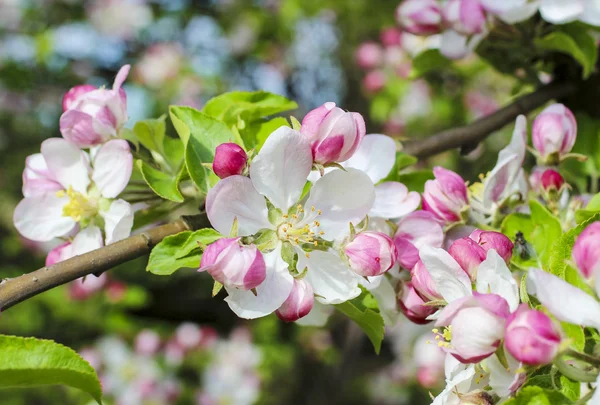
465;91;499;119
175;322;203;350
228;22;257;55
397;80;432;120
88;0;153;40
134;43;184;88
0;0;22;31
52;23;126;66
186;16;230;77
0;35;35;64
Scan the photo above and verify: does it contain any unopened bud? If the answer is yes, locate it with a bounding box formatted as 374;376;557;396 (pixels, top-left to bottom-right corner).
572;222;600;279
422;167;469;224
532;103;577;164
398;281;436;324
212;143;248;179
344;231;398;277
276;278;314;322
396;0;444;36
540;168;565;192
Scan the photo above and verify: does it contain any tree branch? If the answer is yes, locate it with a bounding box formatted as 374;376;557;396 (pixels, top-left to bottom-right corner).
0;219;195;312
402;80;578;159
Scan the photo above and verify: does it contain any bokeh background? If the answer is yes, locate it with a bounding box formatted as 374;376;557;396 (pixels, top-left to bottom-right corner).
0;1;539;404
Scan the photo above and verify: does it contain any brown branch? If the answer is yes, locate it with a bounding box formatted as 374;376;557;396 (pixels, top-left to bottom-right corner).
0;219;195;312
402;80;578;159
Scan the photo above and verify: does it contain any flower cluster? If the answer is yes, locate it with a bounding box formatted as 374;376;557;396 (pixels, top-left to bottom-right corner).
14;65;134;267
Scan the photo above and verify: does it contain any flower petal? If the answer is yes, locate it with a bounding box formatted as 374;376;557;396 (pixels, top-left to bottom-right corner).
13;195;75;242
206;175;271;236
22;153;63;197
527;268;600;329
41;138;90;193
299;250;362;305
92;140;133;198
249;126;313;211
364;276;399;325
70;226;104;257
539;0;583;23
224;244;294;319
476;249;519;311
301;168;375;241
342;134;396;183
419;245;472;303
370;182;420;219
100;199;134;245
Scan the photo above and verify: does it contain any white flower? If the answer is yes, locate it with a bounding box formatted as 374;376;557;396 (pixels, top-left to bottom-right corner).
539;0;600;26
13;138;134;260
206;127;375;319
432;354;488;405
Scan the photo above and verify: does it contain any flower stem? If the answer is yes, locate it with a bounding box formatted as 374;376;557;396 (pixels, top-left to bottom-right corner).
564;348;600;368
554;357;598;383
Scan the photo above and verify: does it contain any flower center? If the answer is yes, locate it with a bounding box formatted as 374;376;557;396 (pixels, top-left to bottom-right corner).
431;326;452;349
57;186;97;221
276;204;324;251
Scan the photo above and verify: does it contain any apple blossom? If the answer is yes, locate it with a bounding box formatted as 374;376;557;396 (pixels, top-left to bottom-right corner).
362;70;387;93
135;329;162;356
538;0;600;26
468;229;514;263
355;41;383;69
175;323;204;350
380;27;403;47
396;0;444;36
300;102;366;164
199;238;266;291
133;43;183;88
532;104;577;163
434;292;509;363
13;138;134;263
504;304;562;366
212;143;248;179
397;281;437;324
448;237;486;281
572;222;600;279
394;211;444;270
443;0;486;36
276;278;314;322
485;350;526;397
422;166;469;224
344;231;398;277
411;260;444;302
432;355;488;405
540;168;565;192
59;65;130;148
62;84;97;112
206;126;375;318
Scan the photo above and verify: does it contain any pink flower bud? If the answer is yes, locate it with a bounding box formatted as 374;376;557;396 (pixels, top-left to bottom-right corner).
398;281;436;324
505;304;561;366
199;238;266;290
448;237;486;281
344;231;398;277
532;103;577;161
59;65;130;148
540;168;565;191
411;260;442;301
396;0;444;36
355;41;384;69
469;229;514;264
380;27;403;47
362;70;387;93
212;143;248;179
443;0;487;35
135;329;162;356
422;167;469;224
394;211;444;270
572;222;600;279
300;102;366;164
62;84;97;112
70;273;108;301
276;278;314;322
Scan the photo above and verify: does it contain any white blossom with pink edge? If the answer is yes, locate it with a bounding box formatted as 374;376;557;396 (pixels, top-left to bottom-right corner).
432;354;488;405
14;138;133;262
206;126;375;319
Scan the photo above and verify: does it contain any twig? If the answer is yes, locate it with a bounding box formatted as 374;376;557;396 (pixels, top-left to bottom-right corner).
402;81;577;159
0;218;202;311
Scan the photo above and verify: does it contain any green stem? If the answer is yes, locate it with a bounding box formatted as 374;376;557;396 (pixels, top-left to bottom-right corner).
554;357;599;383
565;348;600;368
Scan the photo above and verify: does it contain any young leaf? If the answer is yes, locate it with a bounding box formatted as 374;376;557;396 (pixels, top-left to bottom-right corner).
334;289;385;354
242;116;289;151
136;160;184;203
381;152;418;183
0;335;102;404
396;170;434;193
202;91;298;124
133;117;166;155
503;386;572;405
535;28;597;78
147;229;223;275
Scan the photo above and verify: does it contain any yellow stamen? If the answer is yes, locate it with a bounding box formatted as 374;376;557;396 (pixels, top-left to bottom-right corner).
59;186;96;222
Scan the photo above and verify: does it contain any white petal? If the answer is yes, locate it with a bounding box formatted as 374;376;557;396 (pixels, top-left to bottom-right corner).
581;0;600;26
249;126;313;211
302;168;375;241
476;250;519;312
527;268;600;329
499;2;540;23
367;276;399;325
295;301;334;326
13;195;75;242
540;0;583;23
225;244;294;319
71;226;104;256
41;138;90;193
299;250;362;305
206;175;272;236
100;199;133;245
440;30;469;59
342;134;396;183
487;352;522;397
370;182;420;219
420;245;472;303
92;140;133;198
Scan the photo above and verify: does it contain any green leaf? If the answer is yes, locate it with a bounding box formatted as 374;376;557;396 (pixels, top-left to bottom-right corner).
503;386;572;405
241;116;289;151
575;192;600;223
136;160;184;203
203;91;297;124
409;49;452;78
147;229;223;275
134;117;166;154
334;289;385;354
561;322;585;352
170;107;239;193
381;152;418;183
558;374;580;402
396;170;434;193
535;27;597;78
0;335;102;404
